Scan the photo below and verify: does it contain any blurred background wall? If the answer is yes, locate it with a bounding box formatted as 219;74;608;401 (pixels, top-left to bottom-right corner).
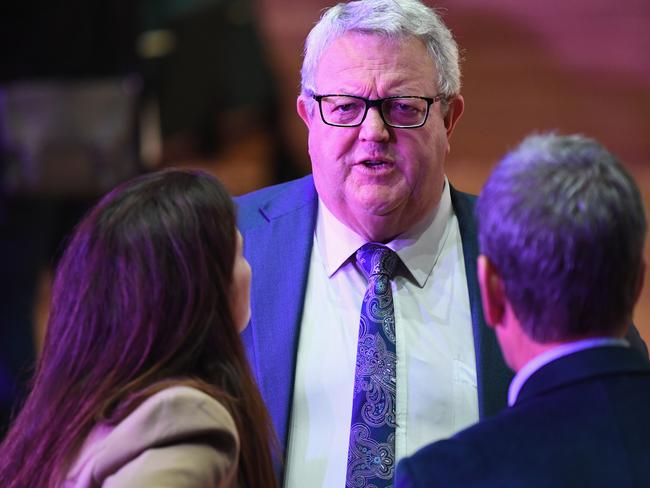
0;0;648;433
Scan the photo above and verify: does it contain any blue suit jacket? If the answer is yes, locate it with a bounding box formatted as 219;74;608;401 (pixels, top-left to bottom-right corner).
235;175;647;469
395;346;650;488
235;175;512;452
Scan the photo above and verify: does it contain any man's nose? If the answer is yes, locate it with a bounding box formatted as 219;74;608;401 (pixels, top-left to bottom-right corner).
359;107;390;142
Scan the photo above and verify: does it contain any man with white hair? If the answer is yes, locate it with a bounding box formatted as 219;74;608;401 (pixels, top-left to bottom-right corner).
236;2;648;486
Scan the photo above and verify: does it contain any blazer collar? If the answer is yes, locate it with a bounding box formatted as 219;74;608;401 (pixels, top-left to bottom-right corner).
516;345;650;405
450;185;513;418
238;175;318;455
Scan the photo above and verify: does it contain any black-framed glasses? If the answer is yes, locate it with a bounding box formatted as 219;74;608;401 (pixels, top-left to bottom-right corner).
312;93;446;128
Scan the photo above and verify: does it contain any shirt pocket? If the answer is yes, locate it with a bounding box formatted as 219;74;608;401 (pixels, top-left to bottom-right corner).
452;357;479;431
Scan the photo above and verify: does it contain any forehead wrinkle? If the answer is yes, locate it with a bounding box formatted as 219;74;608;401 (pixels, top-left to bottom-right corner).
323;71;436;97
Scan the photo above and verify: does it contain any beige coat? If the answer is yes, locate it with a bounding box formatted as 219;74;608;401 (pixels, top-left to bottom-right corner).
63;386;239;487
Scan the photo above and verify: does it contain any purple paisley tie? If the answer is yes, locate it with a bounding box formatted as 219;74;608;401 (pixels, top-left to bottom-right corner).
346;243;398;488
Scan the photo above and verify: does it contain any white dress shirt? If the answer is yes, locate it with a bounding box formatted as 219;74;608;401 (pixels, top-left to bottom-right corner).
284;179;478;487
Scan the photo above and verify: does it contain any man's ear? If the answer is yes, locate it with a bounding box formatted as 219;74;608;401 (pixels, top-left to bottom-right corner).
477;255;506;328
297;95;313;128
444;94;464;138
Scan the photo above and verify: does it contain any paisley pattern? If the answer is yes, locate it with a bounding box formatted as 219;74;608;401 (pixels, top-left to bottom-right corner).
346;244;398;488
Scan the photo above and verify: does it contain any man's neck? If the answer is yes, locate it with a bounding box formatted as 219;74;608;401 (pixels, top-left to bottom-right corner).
319;180;446;244
507;335;630;406
510;331;627;373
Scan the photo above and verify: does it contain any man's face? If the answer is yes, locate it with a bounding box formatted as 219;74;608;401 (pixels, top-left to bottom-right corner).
298;31;464;242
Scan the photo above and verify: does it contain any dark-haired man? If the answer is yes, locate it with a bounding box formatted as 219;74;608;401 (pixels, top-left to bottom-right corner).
396;133;650;487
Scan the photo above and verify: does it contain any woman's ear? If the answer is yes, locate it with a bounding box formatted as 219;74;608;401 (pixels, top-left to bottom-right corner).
634;259;646;306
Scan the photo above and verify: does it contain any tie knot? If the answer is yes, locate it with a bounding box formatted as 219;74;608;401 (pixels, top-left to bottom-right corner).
356;243;398;279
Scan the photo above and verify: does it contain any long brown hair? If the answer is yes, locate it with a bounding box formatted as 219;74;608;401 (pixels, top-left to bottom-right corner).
0;169;277;487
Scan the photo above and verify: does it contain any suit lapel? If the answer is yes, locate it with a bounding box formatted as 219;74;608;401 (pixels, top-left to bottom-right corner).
450;185;513;418
239;176;318;451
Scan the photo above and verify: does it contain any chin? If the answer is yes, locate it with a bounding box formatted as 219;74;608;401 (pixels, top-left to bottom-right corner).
353;187;401;209
361;196;408;218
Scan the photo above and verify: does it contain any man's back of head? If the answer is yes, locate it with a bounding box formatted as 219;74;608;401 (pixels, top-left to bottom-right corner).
476;133;647;347
397;133;650;487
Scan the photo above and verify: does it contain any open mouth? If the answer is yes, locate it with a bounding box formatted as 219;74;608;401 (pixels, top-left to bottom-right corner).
361;160;392;168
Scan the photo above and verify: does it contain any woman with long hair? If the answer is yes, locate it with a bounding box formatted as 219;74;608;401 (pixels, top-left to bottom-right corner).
0;169;277;487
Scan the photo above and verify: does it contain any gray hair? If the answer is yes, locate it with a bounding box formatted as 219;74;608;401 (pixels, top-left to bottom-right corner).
300;0;461;98
476;133;646;342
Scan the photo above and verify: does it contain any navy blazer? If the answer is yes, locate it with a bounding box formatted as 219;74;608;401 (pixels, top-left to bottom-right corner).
235;175;647;466
395;346;650;487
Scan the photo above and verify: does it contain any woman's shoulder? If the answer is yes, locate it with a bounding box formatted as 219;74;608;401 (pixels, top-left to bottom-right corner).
129;385;238;436
65;385;239;487
108;385;239;447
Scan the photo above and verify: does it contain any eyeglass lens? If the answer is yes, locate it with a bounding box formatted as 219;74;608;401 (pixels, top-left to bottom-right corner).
319;96;428;127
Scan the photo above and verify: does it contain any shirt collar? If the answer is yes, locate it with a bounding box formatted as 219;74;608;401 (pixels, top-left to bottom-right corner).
507;336;630;407
315;177;453;287
315;195;366;277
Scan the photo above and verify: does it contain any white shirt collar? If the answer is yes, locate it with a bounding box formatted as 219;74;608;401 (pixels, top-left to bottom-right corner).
315;178;453;287
507;336;630;406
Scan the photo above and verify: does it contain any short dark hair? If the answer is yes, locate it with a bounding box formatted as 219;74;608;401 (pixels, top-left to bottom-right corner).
476;133;646;342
